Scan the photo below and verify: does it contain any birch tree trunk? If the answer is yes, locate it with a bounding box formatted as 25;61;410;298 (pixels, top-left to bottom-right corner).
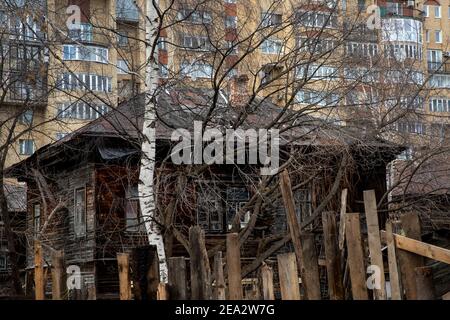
139;0;168;283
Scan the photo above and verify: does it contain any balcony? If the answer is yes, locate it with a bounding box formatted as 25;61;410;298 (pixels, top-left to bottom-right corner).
116;0;140;23
428;61;450;74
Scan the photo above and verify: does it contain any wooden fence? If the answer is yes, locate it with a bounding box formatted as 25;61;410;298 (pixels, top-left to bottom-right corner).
33;170;450;300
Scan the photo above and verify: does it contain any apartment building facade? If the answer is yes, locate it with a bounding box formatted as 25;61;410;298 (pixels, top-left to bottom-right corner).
0;0;449;168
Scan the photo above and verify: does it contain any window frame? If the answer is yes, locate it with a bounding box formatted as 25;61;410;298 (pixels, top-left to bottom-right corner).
74;186;87;238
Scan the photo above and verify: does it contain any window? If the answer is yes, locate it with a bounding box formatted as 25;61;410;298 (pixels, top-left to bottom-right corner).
346;41;379;57
225;16;237;28
19;139;34;155
429;97;450;112
117;31;129;46
226;41;238;55
357;0;365;12
196;183;224;233
434;5;441;18
74;187;86;237
296;90;339;106
59;73;112;92
62;45;108;63
158;37;167;51
159;64;169;78
125;185;143;232
57;102;109;120
55;132;69;140
181;61;213;79
68;23;93;42
261;12;282;27
294;189;312;223
448;6;450;19
298;37;336;53
0;255;6;271
435;30;442;43
387;2;403;15
295;11;338;28
397;147;413;160
117;60;129;74
396;122;426;134
224;0;236;3
33;203;41;234
427;49;443;71
261;39;283;54
425;30;430;42
178;9;212;24
424;5;429;17
226;187;250;230
19;110;33;125
181;35;211;51
430;74;450;88
297;64;337;80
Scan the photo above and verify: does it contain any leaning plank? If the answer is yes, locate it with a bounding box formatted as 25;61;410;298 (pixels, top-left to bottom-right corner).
117;253;131;300
260;263;275;300
227;233;243;300
168;257;187;300
322;212;345;300
299;234;322;300
363;190;386;300
189;226;212;299
34;240;45;300
338;188;348;251
415;267;435;300
345;213;368;300
213;251;226;300
277;253;301;300
394;233;450;265
385;221;402;300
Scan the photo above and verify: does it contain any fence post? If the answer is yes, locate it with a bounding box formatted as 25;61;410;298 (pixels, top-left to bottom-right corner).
322;212;344;300
385;221;402;300
213;251;226;300
168;257;187;300
34;240;45;300
397;213;424;300
157;283;168;300
261;263;275;300
345;213;368;300
277;252;301;300
299;233;321;299
117;253;131;300
189;226;212;299
51;250;65;300
226;233;243;300
415;266;435;300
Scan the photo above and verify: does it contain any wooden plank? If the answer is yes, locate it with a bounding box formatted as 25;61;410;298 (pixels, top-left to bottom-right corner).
415;267;435;300
280;170;319;299
260;263;275;300
117;253;131;300
34;240;45;300
394;233;450;265
189;226;212;299
397;213;424;300
213;251;226;300
385;221;402;300
226;233;243;300
157;283;168;300
299;234;321;300
277;253;301;300
322;212;344;300
168;257;187;300
51;250;65;300
338;188;348;251
363;190;386;300
345;213;368;300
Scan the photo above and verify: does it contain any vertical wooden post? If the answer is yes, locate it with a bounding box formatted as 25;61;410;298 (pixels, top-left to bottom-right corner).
226;233;243;300
51;250;65;300
189;226;212;299
385;221;402;300
299;234;321;300
345;213;368;300
213;251;226;300
415;267;435;300
397;213;424;300
168;257;187;300
260;263;275;300
117;253;131;300
363;190;386;300
338;188;348;251
277;253;301;300
279;170;319;299
322;212;345;300
157;283;168;300
34;240;45;300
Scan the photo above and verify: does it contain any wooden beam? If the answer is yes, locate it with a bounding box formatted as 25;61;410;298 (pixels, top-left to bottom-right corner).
260;263;275;300
363;190;386;300
322;212;344;300
299;234;321;299
397;213;424;300
213;251;226;300
51;250;65;300
345;213;368;300
338;188;348;251
226;233;243;300
280;170;319;299
277;253;301;300
189;226;212;299
117;253;131;300
394;233;450;265
168;257;187;300
415;267;435;300
385;221;402;300
157;283;168;300
34;240;45;300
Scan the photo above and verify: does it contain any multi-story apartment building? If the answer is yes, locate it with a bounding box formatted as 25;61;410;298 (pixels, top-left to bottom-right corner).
1;0;449;168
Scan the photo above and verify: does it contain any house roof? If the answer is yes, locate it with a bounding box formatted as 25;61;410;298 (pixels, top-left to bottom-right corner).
3;183;27;213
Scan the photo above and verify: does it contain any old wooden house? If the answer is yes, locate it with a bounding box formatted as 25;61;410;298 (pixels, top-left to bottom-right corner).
7;89;401;299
